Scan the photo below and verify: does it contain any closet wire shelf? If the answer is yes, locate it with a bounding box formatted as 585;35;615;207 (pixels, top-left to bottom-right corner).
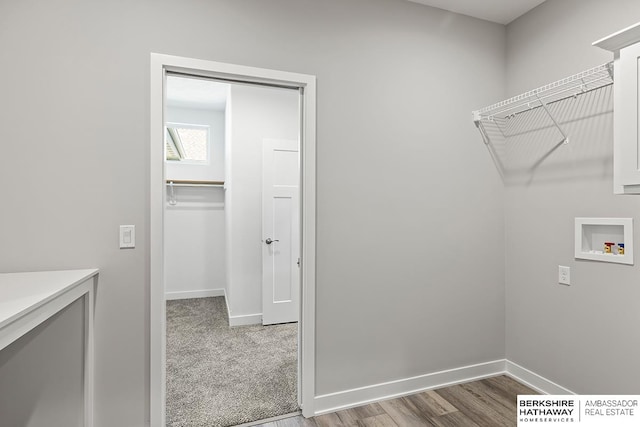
472;62;614;146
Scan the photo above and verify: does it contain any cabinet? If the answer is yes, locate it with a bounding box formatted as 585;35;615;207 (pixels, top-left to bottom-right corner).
0;269;99;427
594;22;640;194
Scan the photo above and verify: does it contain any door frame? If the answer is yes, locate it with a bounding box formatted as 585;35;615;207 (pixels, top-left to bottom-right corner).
149;53;317;426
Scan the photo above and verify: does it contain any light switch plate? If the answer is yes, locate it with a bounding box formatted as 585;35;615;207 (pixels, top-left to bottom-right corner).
558;265;570;285
120;225;135;249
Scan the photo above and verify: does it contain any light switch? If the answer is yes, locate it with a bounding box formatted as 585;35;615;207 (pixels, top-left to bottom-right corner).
120;225;135;249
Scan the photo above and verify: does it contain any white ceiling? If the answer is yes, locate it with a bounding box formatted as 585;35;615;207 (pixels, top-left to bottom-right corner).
407;0;547;25
166;75;229;110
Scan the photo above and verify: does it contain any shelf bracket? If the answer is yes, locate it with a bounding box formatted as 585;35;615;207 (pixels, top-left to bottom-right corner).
534;93;569;144
473;113;491;145
606;61;614;81
168;181;177;206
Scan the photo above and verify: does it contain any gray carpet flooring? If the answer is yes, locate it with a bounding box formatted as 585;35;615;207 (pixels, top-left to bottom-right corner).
166;297;298;427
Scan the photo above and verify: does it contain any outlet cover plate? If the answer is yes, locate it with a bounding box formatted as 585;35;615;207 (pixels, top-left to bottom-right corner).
558;265;570;285
120;225;135;249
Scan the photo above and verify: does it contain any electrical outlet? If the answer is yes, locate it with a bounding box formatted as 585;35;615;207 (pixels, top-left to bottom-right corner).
558;265;570;285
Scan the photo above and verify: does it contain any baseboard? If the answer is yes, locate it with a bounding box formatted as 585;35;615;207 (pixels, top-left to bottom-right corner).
222;288;262;326
313;359;577;416
165;289;225;300
313;359;506;415
505;360;575;395
228;312;263;327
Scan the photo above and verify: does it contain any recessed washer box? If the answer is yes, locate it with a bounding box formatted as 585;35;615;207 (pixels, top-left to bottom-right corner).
575;218;633;265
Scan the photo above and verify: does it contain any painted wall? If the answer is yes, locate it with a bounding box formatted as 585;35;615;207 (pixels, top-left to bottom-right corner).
164;187;225;298
0;299;84;427
0;0;505;424
164;106;226;298
225;84;299;320
505;0;640;394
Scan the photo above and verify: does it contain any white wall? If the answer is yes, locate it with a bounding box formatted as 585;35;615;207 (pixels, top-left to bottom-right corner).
164;187;225;297
164;106;226;297
225;84;299;319
505;0;640;394
0;0;506;424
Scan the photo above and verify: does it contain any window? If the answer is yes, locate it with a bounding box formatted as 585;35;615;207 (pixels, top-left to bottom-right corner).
165;123;210;163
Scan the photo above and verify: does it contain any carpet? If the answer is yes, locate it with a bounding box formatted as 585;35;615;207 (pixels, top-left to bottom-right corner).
166;297;298;427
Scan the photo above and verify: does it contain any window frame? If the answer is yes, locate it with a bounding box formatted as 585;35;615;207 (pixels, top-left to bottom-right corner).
164;121;211;165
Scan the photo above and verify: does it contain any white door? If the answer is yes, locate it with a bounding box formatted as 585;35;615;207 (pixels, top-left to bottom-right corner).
262;138;300;325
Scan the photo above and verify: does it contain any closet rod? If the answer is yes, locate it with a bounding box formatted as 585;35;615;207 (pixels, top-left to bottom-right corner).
166;180;224;187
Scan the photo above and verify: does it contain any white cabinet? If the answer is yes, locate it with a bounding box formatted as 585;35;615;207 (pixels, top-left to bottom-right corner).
594;22;640;194
0;269;99;427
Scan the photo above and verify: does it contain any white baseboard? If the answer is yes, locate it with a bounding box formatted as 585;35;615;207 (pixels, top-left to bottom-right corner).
505;360;575;395
313;359;506;416
228;312;262;327
222;288;262;326
165;289;225;300
313;359;576;416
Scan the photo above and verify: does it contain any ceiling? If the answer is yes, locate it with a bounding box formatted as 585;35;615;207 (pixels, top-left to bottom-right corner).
407;0;547;25
166;75;229;110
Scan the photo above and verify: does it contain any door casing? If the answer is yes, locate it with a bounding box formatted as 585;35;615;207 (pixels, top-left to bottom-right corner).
149;53;317;425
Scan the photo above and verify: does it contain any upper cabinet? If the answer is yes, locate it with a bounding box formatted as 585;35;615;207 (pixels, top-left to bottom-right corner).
594;22;640;194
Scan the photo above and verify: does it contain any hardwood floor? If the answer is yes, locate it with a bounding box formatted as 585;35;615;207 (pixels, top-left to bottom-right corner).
256;375;538;427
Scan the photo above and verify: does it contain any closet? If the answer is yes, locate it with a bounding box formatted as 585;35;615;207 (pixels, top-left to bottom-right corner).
164;75;227;301
163;74;301;324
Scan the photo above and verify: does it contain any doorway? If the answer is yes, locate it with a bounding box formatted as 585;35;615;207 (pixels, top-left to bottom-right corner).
149;54;317;426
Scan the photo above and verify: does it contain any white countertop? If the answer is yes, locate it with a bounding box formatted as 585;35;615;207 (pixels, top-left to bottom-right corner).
0;269;99;331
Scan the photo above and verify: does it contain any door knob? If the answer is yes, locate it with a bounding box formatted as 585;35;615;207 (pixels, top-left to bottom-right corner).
265;238;279;245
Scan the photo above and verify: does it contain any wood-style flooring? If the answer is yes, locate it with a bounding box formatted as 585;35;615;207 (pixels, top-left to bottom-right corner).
256;375;538;427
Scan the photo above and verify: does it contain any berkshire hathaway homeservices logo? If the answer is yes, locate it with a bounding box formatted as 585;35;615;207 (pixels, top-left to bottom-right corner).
519;397;576;423
518;395;639;426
